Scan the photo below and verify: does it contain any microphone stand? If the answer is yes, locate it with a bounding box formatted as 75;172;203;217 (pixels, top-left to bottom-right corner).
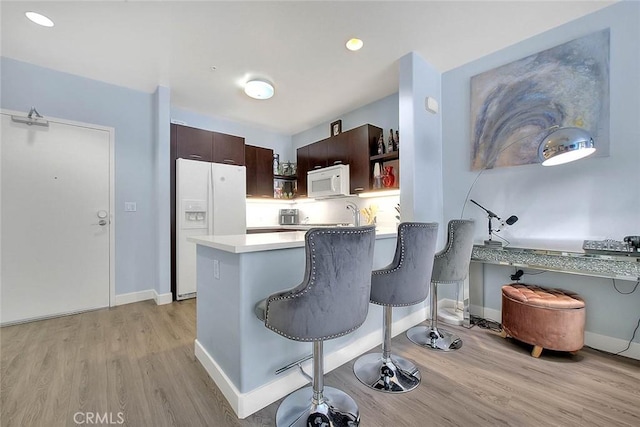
469;199;503;248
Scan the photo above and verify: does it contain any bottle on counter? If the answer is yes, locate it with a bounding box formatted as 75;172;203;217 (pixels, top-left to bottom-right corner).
395;130;399;150
273;154;280;175
388;129;394;152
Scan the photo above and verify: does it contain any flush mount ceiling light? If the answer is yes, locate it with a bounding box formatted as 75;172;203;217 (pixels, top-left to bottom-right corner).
25;11;54;27
346;38;363;51
244;80;274;100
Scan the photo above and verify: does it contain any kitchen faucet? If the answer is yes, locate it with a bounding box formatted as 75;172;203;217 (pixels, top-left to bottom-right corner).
346;202;360;227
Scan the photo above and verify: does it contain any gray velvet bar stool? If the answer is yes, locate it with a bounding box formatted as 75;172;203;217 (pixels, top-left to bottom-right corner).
353;222;438;393
407;219;475;351
254;226;376;427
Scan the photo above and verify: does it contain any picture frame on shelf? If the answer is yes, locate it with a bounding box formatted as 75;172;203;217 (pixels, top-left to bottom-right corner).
331;120;342;136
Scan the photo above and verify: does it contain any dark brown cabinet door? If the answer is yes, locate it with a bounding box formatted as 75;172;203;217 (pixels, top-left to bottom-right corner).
327;132;349;167
213;132;245;166
308;140;328;170
255;146;274;197
348;124;383;193
245;145;258;196
296;145;310;197
245;145;273;197
176;125;213;162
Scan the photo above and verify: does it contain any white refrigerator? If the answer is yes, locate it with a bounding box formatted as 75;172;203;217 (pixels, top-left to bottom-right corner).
176;158;246;300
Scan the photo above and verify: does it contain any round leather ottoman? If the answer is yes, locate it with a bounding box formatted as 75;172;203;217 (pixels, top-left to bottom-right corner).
501;283;585;358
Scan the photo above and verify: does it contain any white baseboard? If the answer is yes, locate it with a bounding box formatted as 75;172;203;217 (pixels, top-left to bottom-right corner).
154;290;173;305
480;306;502;323
114;290;155;306
471;305;639;361
115;289;173;306
585;331;640;360
194;307;428;419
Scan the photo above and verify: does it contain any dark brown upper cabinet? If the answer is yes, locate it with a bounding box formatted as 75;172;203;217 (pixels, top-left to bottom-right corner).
295;124;383;195
296;145;310;197
308;139;329;170
174;124;245;166
245;145;274;197
213;132;245;166
176;125;213;162
327;132;349;167
348;125;382;193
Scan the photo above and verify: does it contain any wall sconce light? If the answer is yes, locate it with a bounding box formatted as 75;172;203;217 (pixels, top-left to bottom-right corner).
244;79;274;100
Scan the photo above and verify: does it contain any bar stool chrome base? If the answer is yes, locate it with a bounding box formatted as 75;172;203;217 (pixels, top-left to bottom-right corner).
353;352;421;393
275;385;359;427
406;325;463;351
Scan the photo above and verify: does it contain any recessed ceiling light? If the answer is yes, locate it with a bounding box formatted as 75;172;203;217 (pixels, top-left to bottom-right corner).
346;38;363;51
244;80;274;100
25;11;54;27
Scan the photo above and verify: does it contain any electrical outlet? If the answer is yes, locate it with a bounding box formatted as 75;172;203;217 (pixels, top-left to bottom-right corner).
213;259;220;279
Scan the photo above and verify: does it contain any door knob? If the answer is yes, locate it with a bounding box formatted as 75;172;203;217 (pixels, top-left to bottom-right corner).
98;219;107;226
97;210;108;219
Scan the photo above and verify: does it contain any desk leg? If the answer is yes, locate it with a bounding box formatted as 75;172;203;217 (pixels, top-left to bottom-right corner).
463;277;471;328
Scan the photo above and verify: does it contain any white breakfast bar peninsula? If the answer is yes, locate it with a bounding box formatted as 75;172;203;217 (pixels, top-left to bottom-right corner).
189;228;429;418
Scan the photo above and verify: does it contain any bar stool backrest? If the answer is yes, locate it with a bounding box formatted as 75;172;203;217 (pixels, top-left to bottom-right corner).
432;220;475;284
370;222;439;307
264;226;376;342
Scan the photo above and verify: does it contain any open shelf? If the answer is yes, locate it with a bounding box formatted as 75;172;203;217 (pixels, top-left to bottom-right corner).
370;151;399;162
274;174;297;181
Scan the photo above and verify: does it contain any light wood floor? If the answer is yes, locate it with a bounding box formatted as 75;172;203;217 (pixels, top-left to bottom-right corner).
2;299;639;427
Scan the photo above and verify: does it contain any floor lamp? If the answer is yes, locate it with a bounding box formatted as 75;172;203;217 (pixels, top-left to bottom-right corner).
441;126;597;326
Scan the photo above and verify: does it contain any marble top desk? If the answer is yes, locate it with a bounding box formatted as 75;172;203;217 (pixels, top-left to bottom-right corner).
471;245;640;282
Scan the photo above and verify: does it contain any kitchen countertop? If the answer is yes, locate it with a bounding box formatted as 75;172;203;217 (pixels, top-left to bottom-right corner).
246;224;350;231
189;226;397;254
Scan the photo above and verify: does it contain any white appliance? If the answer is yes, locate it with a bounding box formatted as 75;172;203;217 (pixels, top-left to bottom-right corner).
307;164;350;199
176;158;246;300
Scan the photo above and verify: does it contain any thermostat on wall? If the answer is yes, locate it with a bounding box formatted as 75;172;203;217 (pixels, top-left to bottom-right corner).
425;97;439;114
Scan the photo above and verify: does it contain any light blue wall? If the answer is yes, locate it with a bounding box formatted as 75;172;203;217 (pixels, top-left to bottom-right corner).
291;93;399;150
0;58;293;298
441;2;640;346
398;52;443;233
1;57;158;297
170;107;292;161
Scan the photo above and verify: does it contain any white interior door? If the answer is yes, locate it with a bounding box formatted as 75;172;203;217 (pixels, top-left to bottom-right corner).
1;112;112;324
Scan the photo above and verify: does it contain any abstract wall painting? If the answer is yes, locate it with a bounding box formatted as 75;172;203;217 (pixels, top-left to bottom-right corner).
470;29;610;170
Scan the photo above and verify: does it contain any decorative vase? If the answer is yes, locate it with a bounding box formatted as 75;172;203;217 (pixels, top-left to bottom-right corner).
373;162;382;189
382;166;395;188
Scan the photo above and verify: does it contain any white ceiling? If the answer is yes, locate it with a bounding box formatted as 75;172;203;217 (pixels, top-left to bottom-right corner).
1;1;615;135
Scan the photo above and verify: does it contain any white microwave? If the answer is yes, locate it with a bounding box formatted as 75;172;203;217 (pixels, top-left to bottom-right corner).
307;164;350;198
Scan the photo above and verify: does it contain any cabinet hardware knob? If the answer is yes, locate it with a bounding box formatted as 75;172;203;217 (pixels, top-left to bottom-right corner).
313;165;322;169
354;187;364;192
190;154;202;159
223;159;235;164
333;160;342;164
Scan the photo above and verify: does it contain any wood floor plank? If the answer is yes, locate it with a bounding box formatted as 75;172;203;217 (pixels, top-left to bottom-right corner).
2;300;639;427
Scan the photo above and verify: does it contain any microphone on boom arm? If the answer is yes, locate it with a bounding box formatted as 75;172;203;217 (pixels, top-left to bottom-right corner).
469;199;518;247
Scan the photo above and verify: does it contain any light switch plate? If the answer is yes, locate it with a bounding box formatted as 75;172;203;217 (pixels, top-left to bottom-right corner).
124;202;137;212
